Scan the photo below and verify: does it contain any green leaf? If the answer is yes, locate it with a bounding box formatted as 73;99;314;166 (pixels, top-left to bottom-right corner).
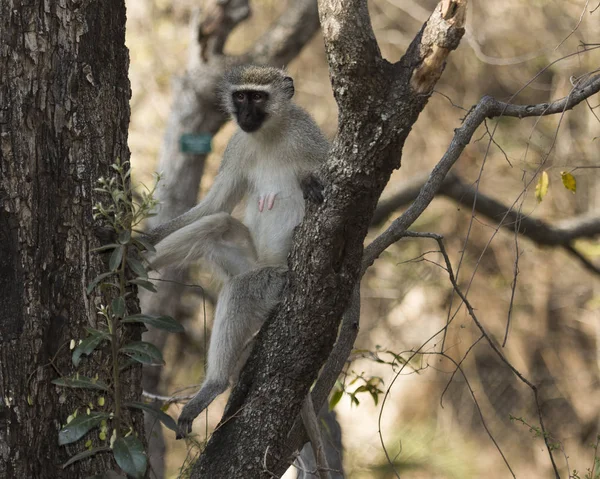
120;341;165;365
122;314;184;333
117;230;131;245
133;237;156;253
367;377;383;386
535;171;549;203
329;389;343;411
111;296;126;319
109;246;124;271
560;171;577;193
128;278;157;293
112;436;147;479
58;412;110;446
72;330;110;367
125;402;177;432
90;243;120;253
52;375;110;391
354;385;369;394
62;446;111;468
87;272;114;294
126;256;148;279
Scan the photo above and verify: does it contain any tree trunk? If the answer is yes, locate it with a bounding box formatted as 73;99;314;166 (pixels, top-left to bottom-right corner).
0;1;142;477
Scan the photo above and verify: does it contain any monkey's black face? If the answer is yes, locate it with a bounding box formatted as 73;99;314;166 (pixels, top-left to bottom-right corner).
232;90;269;133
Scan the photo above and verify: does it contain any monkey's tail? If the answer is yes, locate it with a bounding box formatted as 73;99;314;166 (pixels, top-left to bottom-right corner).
147;212;258;279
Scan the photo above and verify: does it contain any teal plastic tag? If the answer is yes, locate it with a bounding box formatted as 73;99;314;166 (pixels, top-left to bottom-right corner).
180;133;212;154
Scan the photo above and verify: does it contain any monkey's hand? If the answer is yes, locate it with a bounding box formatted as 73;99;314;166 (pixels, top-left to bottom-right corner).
258;192;278;212
176;379;228;439
175;407;196;440
300;174;324;204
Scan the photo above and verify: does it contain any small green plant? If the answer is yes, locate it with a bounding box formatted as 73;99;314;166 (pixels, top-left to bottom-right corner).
329;345;424;411
572;435;600;479
509;415;562;452
329;371;385;410
51;160;183;478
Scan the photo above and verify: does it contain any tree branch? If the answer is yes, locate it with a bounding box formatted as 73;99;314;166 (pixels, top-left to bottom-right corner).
371;172;600;274
362;74;600;273
411;232;561;477
405;0;467;94
290;68;600;478
249;0;320;65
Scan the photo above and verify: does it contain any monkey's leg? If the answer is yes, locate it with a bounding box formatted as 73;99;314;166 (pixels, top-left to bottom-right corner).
147;212;257;279
176;268;286;439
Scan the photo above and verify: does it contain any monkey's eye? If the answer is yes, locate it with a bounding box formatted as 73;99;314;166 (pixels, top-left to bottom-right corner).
233;92;245;102
252;92;266;102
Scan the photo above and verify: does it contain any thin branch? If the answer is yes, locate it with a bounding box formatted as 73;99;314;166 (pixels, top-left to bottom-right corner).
142;390;196;404
439;334;484;409
431;350;515;478
371;172;600;274
411;232;562;478
363;74;600;273
504;195;524;347
554;0;590;51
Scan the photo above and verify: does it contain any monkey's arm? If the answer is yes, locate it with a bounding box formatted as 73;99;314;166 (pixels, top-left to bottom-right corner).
145;158;247;245
298;120;328;205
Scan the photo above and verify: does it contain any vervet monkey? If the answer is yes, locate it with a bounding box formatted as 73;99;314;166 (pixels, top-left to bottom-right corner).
144;66;329;441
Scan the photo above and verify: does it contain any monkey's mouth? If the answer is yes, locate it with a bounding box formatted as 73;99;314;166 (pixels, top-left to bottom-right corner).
237;111;268;133
239;122;263;133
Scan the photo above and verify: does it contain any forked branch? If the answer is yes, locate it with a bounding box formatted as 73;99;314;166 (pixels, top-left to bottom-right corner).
363;74;600;271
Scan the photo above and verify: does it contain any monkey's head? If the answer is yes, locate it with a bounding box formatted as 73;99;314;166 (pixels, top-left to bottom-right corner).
221;65;295;133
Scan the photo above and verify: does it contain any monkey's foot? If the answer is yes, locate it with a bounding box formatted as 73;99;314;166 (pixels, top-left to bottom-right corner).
175;380;228;439
258;193;278;212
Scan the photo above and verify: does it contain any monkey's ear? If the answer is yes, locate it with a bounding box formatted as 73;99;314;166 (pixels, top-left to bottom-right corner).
283;76;295;99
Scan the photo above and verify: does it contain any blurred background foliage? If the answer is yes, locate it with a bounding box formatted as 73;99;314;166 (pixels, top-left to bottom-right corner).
126;0;600;477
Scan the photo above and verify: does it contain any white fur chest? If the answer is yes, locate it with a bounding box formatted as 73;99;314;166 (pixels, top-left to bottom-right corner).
242;139;305;265
244;138;300;195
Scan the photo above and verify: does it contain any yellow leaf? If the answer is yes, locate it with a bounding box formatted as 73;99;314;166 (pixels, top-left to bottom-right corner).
560;171;576;193
98;396;105;406
535;171;549;203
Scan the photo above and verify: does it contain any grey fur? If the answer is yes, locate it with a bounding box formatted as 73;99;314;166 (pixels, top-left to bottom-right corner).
143;65;329;441
177;267;286;439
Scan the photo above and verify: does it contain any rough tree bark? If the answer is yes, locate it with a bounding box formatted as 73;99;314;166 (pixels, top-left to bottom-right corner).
0;1;143;477
192;0;467;477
